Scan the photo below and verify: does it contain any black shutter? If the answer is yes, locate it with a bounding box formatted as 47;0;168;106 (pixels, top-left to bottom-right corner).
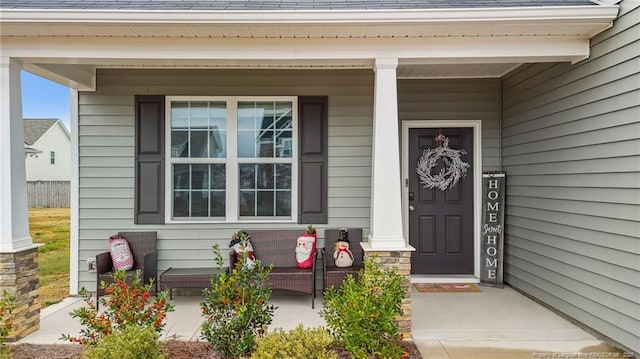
135;95;165;224
298;96;328;224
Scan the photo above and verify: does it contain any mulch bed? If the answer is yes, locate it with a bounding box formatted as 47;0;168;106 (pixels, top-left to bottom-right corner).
10;344;84;359
11;340;422;359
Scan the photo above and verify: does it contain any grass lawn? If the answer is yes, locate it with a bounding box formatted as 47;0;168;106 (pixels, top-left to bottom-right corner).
29;207;70;307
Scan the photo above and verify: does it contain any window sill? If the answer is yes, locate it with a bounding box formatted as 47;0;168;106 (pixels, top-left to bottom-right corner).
166;218;297;225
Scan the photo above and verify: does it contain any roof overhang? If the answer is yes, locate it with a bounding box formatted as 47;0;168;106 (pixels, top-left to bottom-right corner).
0;5;620;90
0;6;619;37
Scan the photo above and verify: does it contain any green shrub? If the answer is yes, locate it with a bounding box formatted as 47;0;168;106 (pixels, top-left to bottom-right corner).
201;244;277;358
61;270;174;347
0;290;15;359
252;324;337;359
83;325;164;359
321;256;407;359
0;290;15;344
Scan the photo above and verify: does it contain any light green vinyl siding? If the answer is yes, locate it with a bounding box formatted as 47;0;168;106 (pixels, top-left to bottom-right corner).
78;70;505;292
398;78;502;171
77;69;374;290
501;2;640;354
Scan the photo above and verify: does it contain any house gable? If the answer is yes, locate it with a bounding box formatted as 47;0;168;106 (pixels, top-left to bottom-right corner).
24;119;71;181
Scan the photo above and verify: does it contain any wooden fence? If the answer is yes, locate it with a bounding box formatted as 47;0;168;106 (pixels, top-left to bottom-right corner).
27;181;70;208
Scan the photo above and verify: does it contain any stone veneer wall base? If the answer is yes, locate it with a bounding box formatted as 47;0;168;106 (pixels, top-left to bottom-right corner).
362;248;413;339
0;247;40;341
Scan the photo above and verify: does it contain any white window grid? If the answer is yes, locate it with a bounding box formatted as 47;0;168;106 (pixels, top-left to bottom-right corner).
164;96;298;223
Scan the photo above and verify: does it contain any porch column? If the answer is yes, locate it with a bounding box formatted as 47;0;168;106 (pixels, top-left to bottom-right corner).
363;58;414;338
0;57;41;340
0;58;32;252
367;57;408;250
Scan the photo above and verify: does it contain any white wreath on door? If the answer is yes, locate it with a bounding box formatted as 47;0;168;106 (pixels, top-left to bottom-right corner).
416;137;470;191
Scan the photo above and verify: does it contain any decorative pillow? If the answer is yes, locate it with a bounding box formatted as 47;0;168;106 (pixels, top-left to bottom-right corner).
229;230;256;269
296;225;317;269
109;234;134;271
334;241;354;268
333;228;354;268
295;235;316;269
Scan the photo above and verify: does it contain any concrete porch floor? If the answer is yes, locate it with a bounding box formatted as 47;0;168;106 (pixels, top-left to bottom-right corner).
16;285;629;358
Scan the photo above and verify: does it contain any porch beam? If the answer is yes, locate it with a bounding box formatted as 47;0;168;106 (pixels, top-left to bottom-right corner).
22;63;96;92
0;57;34;252
2;36;593;65
368;57;410;250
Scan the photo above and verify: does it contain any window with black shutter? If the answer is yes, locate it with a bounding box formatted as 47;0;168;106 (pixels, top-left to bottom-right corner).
135;95;327;224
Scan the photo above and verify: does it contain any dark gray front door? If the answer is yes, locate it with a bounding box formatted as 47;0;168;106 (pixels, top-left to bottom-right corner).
408;127;474;274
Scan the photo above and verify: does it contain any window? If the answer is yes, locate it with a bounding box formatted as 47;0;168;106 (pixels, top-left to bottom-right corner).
166;97;297;222
50;151;55;165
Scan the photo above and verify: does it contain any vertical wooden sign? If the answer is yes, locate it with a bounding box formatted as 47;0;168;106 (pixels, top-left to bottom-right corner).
480;173;505;288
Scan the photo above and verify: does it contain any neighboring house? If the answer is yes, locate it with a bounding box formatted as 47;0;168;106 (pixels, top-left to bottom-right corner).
1;0;638;353
24;118;71;181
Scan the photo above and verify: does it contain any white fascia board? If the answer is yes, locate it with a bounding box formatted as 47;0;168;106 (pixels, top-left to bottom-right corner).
0;6;619;25
55;119;71;141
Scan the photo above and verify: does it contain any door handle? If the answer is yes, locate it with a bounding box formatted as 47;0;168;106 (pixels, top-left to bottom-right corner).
409;205;415;211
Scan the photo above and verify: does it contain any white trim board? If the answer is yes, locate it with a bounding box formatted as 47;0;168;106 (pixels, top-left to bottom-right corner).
163;96;299;224
401;120;482;280
69;88;79;295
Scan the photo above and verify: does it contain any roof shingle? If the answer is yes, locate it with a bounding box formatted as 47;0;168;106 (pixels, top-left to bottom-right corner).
23;119;58;145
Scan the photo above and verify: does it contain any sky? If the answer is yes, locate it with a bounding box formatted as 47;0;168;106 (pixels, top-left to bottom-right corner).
21;71;71;130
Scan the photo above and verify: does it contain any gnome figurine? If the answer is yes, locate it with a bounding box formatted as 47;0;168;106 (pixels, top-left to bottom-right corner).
333;228;354;268
229;230;256;269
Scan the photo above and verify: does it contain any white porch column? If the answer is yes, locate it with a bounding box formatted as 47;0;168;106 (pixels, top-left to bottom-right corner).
365;60;414;337
0;57;41;340
0;57;33;252
366;57;411;250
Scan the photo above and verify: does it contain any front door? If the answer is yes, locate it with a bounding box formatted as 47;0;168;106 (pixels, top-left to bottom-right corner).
408;127;474;274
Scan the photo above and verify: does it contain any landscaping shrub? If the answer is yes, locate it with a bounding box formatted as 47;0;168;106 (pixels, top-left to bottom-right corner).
252;324;337;359
201;244;277;358
321;257;407;359
0;291;15;359
61;270;174;347
83;324;164;359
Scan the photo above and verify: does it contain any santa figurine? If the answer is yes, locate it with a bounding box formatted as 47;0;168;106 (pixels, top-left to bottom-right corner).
296;224;317;269
229;230;256;269
333;228;354;268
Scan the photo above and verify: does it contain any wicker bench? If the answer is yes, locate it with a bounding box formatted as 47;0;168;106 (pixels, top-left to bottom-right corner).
229;230;317;308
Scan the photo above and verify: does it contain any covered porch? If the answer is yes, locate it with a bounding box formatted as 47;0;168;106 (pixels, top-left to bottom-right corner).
0;0;619;285
1;0;628;348
16;286;627;358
